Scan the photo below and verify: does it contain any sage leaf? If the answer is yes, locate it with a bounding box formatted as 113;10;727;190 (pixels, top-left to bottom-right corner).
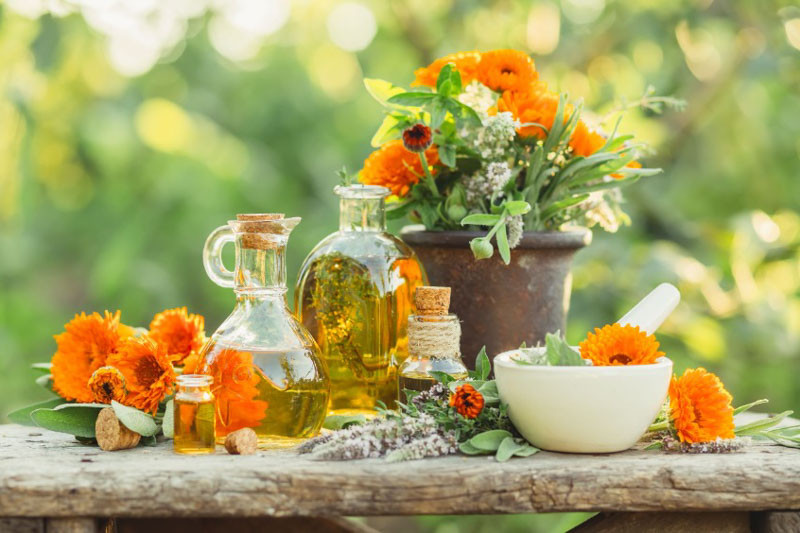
473;346;491;380
162;399;174;438
469;429;513;452
734;410;794;437
387;92;437;107
35;374;54;392
8;398;66;426
545;333;584;366
429;371;455;386
458;441;485;455
31;363;53;374
514;442;539;457
30;404;104;438
363;78;405;106
496;436;525;462
496;223;511;265
323;414;366;430
140;435;158;447
477;381;500;404
504;201;532;216
111;400;159;437
733;399;769;416
461;213;501;226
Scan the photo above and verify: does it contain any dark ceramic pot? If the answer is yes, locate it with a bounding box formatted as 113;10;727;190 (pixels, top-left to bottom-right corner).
401;228;591;369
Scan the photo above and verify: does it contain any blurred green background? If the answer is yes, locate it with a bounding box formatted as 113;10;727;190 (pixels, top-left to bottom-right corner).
1;0;798;531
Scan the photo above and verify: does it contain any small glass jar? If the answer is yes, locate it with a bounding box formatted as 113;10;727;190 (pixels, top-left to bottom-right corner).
173;374;216;454
398;287;469;396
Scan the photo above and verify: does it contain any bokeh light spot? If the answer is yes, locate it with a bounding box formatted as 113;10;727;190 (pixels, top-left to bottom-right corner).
527;2;560;55
135;99;192;153
327;3;377;52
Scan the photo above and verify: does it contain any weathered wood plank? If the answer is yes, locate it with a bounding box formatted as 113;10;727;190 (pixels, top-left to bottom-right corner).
2;424;800;518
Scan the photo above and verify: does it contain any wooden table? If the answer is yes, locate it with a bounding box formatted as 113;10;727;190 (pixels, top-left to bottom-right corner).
2;423;800;533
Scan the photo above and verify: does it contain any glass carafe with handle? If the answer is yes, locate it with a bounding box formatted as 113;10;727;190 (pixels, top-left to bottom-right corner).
199;213;329;449
294;185;427;416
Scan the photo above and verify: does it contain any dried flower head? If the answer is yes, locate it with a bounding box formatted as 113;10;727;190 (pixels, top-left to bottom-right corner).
360;140;439;197
449;383;485;419
88;366;127;403
107;336;176;414
477;49;538;93
669;368;735;444
148;307;206;366
402;123;433;153
51;311;133;403
412;51;481;87
578;323;664;366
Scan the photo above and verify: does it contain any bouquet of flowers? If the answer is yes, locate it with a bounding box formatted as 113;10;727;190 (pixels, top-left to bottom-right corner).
359;49;682;262
8;308;207;445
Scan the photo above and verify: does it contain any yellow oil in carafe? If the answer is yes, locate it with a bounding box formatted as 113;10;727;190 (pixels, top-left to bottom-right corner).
198;341;329;448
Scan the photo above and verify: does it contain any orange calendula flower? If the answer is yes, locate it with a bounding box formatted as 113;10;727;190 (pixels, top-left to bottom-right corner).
412;51;482;87
51;311;132;403
477;49;538;93
497;85;559;139
199;349;268;436
88;366;127;403
107;336;176;414
360;140;440;197
148;307;206;366
669;368;735;443
449;383;485;419
578;323;664;366
569;120;607;157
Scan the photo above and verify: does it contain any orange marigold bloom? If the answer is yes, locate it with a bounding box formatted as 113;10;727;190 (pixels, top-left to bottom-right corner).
107;336;176;414
51;311;132;403
477;49;538;93
669;368;735;443
449;383;485;419
148;307;206;366
360;140;440;197
88;366;127;403
578;324;664;366
181;352;201;375
412;51;482;87
199;348;268;436
569;120;607;157
497;85;559;139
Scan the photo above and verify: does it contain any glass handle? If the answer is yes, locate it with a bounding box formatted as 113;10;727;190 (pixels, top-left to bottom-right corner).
203;225;235;288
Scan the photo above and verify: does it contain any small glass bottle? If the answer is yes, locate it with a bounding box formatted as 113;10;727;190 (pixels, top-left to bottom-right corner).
295;185;427;415
199;214;329;448
398;286;469;395
173;374;216;454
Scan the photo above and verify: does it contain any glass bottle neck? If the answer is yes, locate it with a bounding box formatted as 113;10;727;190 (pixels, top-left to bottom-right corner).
339;197;386;232
234;239;287;296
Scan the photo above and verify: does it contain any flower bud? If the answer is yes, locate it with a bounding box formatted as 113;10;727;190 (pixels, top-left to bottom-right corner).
402;123;433;153
447;204;467;221
470;238;494;260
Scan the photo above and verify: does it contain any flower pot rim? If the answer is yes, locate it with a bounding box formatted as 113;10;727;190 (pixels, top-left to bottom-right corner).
400;225;592;250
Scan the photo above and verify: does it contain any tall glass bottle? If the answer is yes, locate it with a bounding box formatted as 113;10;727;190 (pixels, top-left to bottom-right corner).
199;214;329;448
295;185;427;415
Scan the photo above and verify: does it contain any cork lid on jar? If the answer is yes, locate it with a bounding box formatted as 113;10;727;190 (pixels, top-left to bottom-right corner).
414;286;451;316
234;213;291;250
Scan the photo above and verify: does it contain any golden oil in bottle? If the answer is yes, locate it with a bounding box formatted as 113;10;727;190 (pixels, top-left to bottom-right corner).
398;286;470;396
173;374;216;454
198;341;329;448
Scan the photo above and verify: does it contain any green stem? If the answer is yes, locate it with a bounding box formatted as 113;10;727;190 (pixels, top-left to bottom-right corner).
648;420;670;433
417;151;439;197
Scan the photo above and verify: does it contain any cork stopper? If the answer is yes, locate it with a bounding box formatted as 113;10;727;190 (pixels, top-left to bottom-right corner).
414;286;451;316
236;213;286;250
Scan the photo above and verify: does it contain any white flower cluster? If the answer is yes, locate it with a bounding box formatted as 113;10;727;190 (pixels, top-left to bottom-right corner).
466;112;518;161
298;414;457;461
582;191;621;233
506;215;524;248
463;161;513;206
457;81;496;116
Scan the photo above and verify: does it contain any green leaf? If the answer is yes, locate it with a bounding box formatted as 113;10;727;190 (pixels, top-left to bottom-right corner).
504;201;531;216
469;429;513;452
388;92;437;107
539;194;590;223
162;399;174;439
370;115;402;147
429;370;455;386
111;400;159;437
545;333;584;366
430;100;447;129
735;410;794;436
439;144;456;168
323;414;367;430
364;78;405;106
8;398;66;426
473;346;491;380
35;374;54;392
30;404;105;438
436;63;454;94
461;214;501;226
449;379;486;392
140;435;158;447
733;399;769;416
477;380;500;404
31;363;52;374
496;223;511;265
514;442;539;457
496;436;525;462
459;441;487;455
